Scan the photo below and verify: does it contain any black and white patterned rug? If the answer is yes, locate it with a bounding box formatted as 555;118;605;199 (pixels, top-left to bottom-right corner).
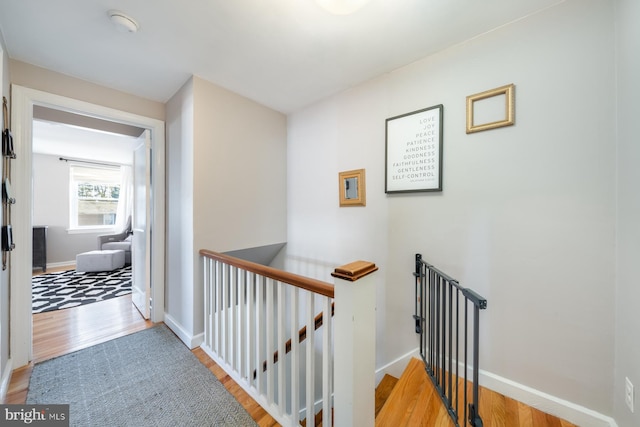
32;266;132;313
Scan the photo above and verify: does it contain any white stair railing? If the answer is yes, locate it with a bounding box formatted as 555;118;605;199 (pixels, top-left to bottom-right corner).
200;250;377;427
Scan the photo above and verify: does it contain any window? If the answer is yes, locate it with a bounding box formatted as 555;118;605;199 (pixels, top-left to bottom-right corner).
69;165;122;231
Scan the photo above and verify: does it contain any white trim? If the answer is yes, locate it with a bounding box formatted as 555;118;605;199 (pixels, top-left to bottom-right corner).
44;261;76;270
10;85;166;368
375;347;419;385
0;358;13;403
479;369;618;427
376;347;618;427
66;227;117;234
68;163;121;231
164;313;204;349
201;344;294;427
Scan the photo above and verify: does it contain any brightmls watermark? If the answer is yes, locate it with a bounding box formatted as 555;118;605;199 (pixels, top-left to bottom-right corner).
0;405;69;426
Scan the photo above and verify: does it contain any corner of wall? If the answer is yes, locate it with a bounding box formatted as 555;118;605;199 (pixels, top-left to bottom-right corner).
163;313;203;350
374;348;420;385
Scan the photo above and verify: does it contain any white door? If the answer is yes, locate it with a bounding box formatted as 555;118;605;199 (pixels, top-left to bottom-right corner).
132;130;151;318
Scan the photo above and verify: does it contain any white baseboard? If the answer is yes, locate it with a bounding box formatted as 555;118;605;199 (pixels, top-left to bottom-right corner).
479;370;618;427
375;348;419;385
376;348;618;427
44;261;75;270
163;313;204;349
191;332;204;348
0;358;13;403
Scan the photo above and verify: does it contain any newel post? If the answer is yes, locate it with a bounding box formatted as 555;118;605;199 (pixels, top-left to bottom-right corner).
332;260;378;427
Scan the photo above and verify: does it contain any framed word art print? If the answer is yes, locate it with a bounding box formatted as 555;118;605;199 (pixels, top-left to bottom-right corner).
385;104;443;193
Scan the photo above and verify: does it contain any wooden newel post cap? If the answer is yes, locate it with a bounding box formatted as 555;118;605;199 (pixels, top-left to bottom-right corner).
331;260;378;282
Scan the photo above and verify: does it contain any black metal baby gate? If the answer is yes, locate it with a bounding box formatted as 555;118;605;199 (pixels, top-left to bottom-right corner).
413;253;487;427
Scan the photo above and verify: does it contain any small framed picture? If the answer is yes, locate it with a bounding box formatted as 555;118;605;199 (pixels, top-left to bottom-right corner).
339;169;366;207
466;84;515;133
385;105;443;193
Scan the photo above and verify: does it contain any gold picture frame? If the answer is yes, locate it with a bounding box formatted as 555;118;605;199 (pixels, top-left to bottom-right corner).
339;169;366;207
466;84;515;134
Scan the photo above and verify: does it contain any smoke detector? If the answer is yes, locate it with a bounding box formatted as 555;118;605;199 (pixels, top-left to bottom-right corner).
108;10;139;33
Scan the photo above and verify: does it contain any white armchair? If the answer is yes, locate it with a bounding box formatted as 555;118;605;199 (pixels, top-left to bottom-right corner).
98;216;132;265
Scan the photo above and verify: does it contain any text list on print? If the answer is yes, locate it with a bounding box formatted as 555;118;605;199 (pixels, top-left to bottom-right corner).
386;105;442;193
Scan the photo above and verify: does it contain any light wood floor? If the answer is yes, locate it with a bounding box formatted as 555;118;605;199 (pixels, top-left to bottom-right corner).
375;358;578;427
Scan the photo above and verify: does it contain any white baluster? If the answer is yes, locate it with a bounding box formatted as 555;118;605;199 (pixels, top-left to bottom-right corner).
322;296;333;427
266;277;275;404
239;269;247;379
306;292;316;426
247;272;256;388
229;266;237;373
203;258;210;348
256;275;264;394
221;263;228;361
290;287;300;424
276;281;286;415
215;260;223;357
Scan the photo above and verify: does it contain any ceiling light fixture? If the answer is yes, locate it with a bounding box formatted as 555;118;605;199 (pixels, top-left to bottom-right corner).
108;10;139;33
315;0;370;15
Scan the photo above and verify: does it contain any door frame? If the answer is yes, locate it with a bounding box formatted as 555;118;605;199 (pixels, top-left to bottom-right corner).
9;85;165;368
131;132;152;319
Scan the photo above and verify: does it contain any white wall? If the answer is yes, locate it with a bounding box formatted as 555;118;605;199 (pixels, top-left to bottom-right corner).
287;0;616;420
614;0;640;425
165;75;287;344
165;77;195;337
192;76;287;338
32;153;107;265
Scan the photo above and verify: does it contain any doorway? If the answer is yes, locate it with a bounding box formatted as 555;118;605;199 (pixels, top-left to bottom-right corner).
31;112;142;317
31;109;141;273
9;85;165;368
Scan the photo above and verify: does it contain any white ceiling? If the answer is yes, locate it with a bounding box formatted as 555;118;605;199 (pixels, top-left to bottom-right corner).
32;119;137;165
0;0;562;114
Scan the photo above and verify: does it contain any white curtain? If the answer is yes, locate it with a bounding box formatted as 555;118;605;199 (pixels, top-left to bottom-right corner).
115;165;133;232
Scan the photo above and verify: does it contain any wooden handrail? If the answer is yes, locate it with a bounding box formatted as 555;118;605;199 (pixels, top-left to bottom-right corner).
200;249;334;298
254;302;335;379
